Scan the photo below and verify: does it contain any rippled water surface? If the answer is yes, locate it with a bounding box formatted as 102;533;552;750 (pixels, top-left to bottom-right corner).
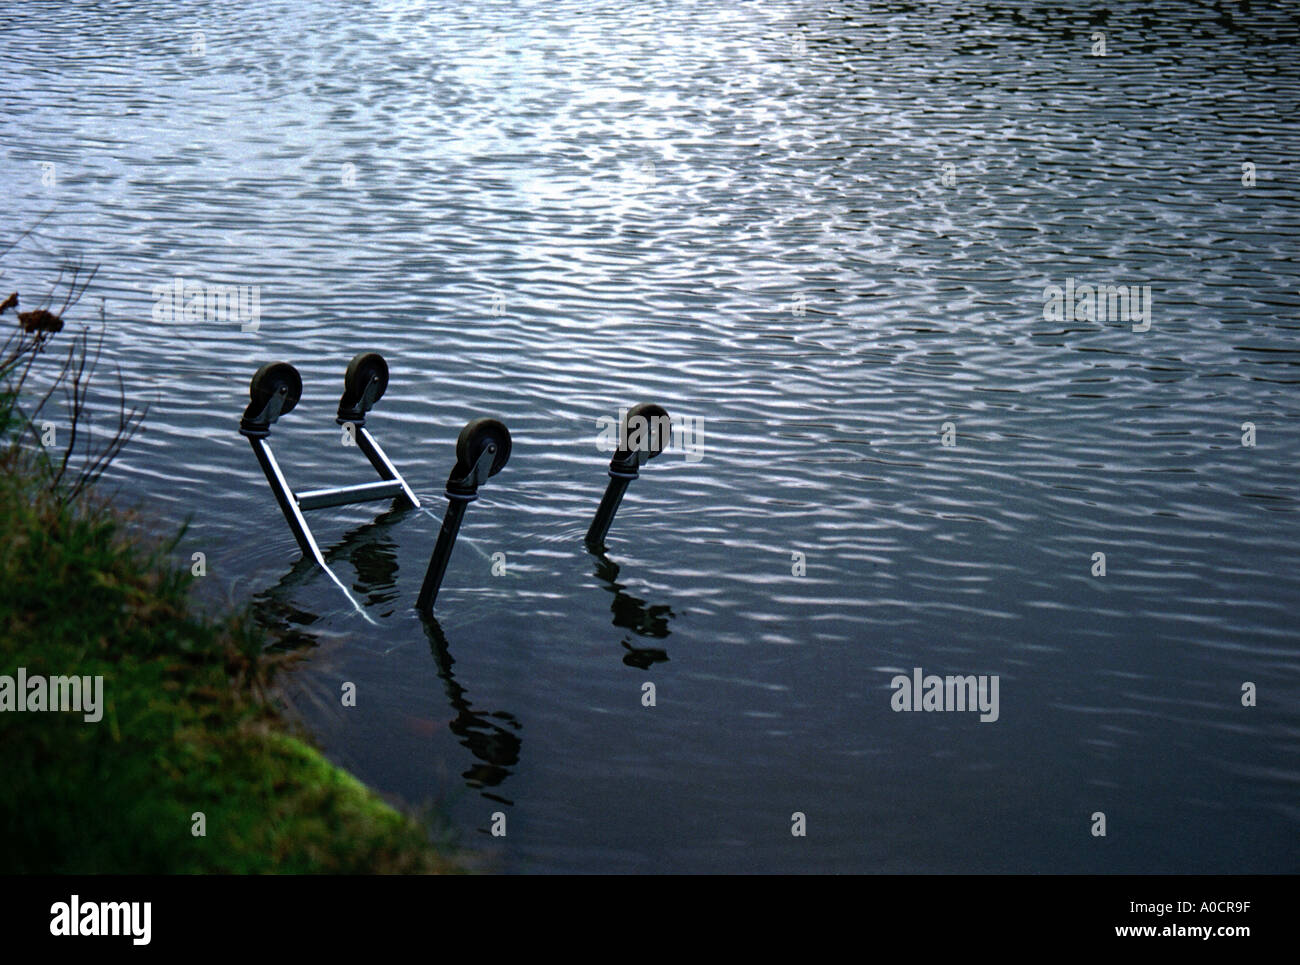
3;0;1299;872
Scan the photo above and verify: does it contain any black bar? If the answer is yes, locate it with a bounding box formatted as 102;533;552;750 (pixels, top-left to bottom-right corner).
5;874;1285;949
417;496;470;616
585;474;632;549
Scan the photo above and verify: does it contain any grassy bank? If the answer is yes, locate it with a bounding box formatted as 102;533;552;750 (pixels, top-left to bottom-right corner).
0;329;458;874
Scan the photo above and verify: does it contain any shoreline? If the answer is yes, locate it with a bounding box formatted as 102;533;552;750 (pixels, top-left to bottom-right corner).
0;330;461;874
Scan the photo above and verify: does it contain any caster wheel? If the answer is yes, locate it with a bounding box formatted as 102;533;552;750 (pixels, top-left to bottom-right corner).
248;361;302;415
338;352;388;420
344;352;388;402
455;418;512;478
622;402;670;459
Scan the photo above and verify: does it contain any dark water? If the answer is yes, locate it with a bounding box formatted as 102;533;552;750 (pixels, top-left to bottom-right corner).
2;0;1298;872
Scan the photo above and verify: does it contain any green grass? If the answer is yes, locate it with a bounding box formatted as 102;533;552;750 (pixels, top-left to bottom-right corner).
0;359;461;874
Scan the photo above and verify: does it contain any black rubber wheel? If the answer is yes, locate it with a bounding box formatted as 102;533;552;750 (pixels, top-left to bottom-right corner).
343;352;388;404
248;362;302;416
455;418;511;478
623;402;670;459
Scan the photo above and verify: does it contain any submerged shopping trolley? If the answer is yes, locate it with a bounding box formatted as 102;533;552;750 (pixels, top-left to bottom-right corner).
238;353;423;570
238;353;667;618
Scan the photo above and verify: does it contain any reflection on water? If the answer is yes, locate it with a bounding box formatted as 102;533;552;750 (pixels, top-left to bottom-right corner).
423;618;522;808
345;513;403;610
252;503;526;809
253;507;413;646
591;552;674;668
3;0;1299;871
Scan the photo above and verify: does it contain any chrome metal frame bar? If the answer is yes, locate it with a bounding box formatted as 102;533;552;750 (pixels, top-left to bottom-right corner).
296;479;408;511
247;423;419;568
355;425;420;509
249;435;328;568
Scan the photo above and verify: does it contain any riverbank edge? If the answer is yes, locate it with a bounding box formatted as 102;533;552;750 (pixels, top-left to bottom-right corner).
0;377;463;874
